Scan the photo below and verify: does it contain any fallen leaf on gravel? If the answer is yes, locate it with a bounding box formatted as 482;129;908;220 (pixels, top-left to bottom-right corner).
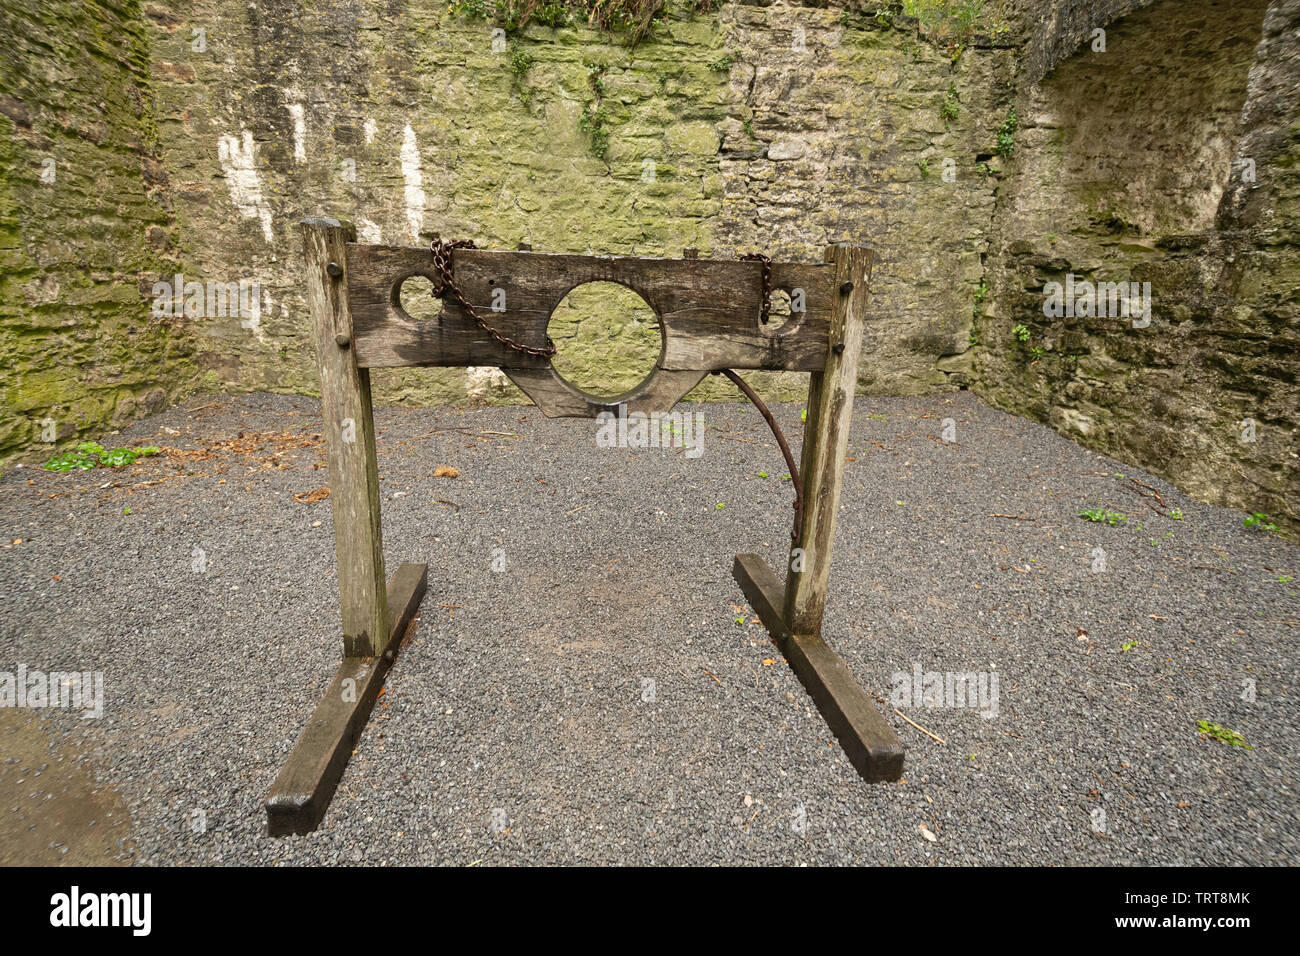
434;466;460;478
1177;801;1191;808
293;487;330;504
762;659;775;667
919;823;937;843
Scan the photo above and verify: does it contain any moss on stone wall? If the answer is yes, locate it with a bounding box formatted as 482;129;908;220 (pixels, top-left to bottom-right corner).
1;0;1294;534
2;0;1013;457
0;0;190;467
977;0;1298;530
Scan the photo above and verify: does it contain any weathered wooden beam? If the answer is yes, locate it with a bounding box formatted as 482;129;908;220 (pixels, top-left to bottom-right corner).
265;562;428;837
344;243;833;374
733;554;904;783
783;243;874;638
302;218;390;658
501;367;707;418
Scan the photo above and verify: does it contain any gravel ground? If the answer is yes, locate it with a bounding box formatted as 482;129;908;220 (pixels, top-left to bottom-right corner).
0;390;1296;866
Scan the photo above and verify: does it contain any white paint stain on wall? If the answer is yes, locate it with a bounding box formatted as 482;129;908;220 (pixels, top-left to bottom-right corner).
287;101;306;162
364;118;377;145
217;130;274;242
400;124;426;242
466;366;510;399
358;219;382;243
241;286;270;343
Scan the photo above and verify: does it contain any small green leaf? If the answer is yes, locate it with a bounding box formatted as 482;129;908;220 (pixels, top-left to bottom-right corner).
1197;720;1252;750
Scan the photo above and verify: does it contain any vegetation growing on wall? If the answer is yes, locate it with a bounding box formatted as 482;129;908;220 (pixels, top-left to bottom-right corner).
858;0;1012;45
446;0;718;44
580;64;610;158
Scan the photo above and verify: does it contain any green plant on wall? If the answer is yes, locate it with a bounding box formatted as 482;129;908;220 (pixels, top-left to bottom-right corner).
939;85;960;122
508;47;535;104
1011;321;1045;362
996;107;1018;157
446;0;719;45
899;0;1005;41
581;64;610;158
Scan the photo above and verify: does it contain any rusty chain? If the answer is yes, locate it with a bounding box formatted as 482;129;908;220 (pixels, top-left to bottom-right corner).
429;238;557;358
730;252;802;542
430;239;799;542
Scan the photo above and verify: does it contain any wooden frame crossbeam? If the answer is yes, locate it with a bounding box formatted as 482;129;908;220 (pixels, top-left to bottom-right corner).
264;218;904;836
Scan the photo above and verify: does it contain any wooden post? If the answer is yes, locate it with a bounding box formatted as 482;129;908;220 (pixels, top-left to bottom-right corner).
784;243;873;637
302;217;389;658
736;241;903;783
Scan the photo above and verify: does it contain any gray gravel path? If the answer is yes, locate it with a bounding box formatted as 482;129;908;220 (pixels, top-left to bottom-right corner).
1;391;1295;865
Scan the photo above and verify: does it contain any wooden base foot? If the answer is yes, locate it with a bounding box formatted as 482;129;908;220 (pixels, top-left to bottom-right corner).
733;554;904;783
265;562;428;837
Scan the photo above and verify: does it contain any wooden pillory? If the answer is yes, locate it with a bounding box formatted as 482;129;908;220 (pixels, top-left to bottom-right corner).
265;217;904;836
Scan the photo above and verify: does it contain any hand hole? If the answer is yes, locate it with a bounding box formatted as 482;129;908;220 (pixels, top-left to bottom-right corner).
396;275;439;322
547;281;663;400
766;289;796;332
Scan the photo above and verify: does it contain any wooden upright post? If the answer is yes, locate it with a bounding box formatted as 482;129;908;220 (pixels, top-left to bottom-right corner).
733;241;903;784
301;217;389;659
784;243;873;637
266;219;428;836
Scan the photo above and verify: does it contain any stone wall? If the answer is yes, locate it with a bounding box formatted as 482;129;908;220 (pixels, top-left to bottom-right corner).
0;0;189;454
2;0;1022;462
976;0;1298;528
1;0;1295;528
